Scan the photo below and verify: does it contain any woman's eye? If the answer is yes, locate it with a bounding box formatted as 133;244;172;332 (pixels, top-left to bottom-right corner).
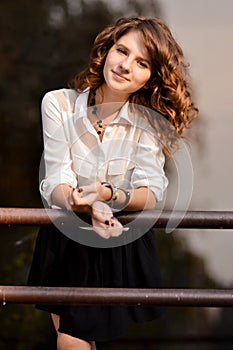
116;47;127;55
138;61;149;68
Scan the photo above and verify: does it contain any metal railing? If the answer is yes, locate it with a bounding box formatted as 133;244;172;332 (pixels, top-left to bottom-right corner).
0;207;233;306
0;286;233;307
1;207;233;228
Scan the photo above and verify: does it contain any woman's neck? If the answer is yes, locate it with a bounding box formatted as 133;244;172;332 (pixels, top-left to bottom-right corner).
89;87;124;124
98;84;130;104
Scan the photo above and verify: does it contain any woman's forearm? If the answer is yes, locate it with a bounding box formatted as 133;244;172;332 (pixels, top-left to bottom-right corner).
51;184;72;209
122;186;156;211
51;183;156;213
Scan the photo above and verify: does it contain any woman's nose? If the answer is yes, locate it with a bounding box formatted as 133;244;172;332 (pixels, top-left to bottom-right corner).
119;57;131;73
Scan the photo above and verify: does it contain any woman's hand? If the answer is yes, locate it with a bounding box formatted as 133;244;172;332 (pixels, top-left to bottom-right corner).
91;201;123;239
69;183;123;238
69;182;111;208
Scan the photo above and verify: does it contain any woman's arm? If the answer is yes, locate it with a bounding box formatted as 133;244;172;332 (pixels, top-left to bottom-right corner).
67;182;156;212
40;91;78;206
51;182;113;212
120;186;156;211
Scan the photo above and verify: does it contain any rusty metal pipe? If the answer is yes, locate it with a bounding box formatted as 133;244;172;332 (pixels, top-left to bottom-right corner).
0;286;233;307
1;208;233;229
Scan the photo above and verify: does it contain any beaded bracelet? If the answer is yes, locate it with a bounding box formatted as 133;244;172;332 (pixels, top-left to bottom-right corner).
101;182;131;211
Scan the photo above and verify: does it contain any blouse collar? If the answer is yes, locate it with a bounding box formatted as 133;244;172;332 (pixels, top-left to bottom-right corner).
74;88;134;125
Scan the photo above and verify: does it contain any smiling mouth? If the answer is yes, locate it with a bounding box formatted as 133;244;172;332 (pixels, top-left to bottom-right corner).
112;70;130;81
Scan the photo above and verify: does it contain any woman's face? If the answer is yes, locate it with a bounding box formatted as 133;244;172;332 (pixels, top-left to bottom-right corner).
102;30;151;101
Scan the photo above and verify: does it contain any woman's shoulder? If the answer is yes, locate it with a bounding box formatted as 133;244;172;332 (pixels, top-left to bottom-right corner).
42;88;79;112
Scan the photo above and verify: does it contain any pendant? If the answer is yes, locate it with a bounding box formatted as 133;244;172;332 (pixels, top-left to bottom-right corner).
97;120;103;127
97;120;103;135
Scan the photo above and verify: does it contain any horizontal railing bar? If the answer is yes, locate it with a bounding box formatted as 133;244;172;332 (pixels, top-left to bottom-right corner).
1;208;233;229
0;286;233;307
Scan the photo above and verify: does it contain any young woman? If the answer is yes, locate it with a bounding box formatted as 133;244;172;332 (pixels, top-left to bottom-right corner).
28;17;198;350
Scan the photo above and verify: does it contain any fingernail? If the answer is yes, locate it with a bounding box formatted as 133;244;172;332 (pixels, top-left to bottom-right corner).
105;220;110;226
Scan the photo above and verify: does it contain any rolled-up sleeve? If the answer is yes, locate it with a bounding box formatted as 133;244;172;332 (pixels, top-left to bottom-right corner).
131;130;168;202
40;92;77;206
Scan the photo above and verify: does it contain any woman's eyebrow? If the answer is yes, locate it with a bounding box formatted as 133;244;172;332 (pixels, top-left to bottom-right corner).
116;43;128;50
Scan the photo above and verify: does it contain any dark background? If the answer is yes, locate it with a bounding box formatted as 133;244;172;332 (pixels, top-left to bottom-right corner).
0;1;232;349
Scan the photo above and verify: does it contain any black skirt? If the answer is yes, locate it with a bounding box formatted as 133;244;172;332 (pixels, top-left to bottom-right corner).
27;225;163;342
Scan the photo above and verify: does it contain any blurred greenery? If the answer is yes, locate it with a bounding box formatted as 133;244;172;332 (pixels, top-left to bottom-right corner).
0;1;232;349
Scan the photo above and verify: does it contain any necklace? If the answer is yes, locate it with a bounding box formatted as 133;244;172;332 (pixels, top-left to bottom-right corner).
90;89;104;135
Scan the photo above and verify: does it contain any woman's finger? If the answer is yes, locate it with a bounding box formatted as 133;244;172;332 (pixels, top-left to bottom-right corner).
72;189;98;206
92;221;123;239
91;201;124;238
92;218;111;239
92;214;123;239
109;218;123;237
77;182;103;200
79;182;99;193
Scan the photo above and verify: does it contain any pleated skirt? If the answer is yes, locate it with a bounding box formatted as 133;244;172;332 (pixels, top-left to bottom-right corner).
27;225;163;342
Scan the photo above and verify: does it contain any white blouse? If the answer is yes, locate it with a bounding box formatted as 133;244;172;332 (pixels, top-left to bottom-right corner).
39;88;168;206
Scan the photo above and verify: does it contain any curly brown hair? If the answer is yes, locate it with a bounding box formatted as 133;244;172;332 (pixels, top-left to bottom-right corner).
71;17;198;157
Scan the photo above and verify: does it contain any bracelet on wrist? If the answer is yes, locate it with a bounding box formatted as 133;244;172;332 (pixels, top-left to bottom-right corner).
115;188;131;210
101;182;119;202
101;182;130;211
